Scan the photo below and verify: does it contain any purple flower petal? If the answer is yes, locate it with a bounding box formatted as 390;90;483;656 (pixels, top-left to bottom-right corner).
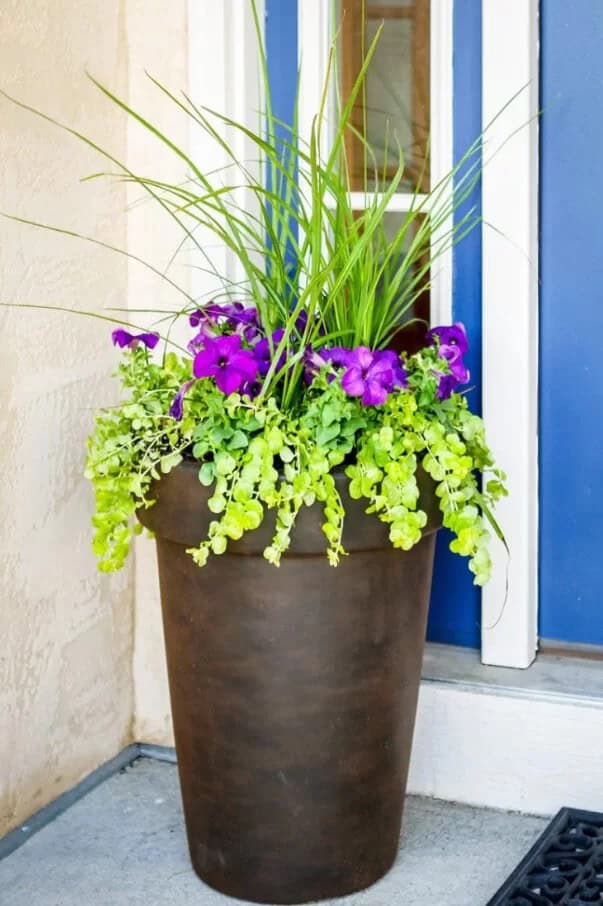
302;346;327;384
295;309;308;333
349;346;375;372
427;322;469;355
303;345;352;385
433;345;470;400
193;347;220;379
193;334;239;377
112;328;132;347
365;357;393;381
190;302;259;337
112;329;159;350
323;346;352;369
241;379;262;399
254;329;286;377
229;351;260;383
378;354;408;389
189;309;205;328
193;334;258;395
340;346;408;405
169;379;196;421
439;344;470;383
362;379;389;407
341;366;367;398
435;372;458;401
187;327;213;354
231;303;259;326
216;368;245;395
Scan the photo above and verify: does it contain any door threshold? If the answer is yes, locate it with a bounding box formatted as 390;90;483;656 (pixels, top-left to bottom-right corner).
412;644;603;815
422;641;603;706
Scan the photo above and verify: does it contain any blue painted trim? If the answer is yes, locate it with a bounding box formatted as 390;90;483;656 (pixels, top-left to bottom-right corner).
427;0;483;649
265;0;298;145
265;0;299;267
539;1;603;645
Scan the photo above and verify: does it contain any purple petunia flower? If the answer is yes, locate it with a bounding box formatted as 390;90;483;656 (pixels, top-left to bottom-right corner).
438;344;470;383
187;328;210;355
189;308;209;328
303;345;352;385
341;347;407;406
426;322;470;400
189;302;259;342
228;303;260;342
240;379;263;400
374;349;409;390
293;308;328;338
427;322;469;356
112;328;160;350
253;328;286;377
189;303;231;328
193;335;258;395
295;309;308;334
302;346;325;385
323;346;352;370
435;373;459;401
169;379;196;421
433;345;470;400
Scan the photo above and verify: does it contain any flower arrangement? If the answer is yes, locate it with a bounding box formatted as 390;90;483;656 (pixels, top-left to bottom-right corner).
9;4;507;583
88;299;505;583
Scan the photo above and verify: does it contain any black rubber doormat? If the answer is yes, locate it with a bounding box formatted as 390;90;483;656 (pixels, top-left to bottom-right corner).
487;807;603;905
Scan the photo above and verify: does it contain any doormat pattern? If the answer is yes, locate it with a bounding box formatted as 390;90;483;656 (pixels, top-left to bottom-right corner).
487;807;603;905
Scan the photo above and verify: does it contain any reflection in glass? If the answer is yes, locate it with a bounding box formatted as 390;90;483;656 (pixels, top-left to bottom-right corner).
339;1;430;193
376;211;431;352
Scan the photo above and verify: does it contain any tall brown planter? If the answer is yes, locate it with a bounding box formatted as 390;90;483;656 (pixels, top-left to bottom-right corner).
138;461;440;904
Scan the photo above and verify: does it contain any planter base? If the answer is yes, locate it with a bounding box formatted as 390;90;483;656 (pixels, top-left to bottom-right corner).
140;463;439;904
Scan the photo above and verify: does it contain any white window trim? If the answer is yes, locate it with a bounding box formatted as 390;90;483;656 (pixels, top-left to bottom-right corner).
298;0;454;325
187;0;265;299
481;0;539;668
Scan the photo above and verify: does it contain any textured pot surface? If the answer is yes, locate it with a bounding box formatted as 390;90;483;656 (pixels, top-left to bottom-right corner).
138;462;440;904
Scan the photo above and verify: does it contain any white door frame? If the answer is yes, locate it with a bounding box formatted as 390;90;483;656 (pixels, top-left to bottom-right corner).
481;0;539;668
298;0;540;668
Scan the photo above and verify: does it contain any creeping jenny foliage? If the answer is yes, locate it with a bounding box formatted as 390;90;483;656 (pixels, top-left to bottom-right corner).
86;344;507;585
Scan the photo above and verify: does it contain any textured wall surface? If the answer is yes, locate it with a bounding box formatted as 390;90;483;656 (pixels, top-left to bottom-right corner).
0;0;188;833
126;0;190;748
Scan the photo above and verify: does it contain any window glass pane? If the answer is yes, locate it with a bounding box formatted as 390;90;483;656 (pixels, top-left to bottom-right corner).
338;1;430;194
375;211;430;348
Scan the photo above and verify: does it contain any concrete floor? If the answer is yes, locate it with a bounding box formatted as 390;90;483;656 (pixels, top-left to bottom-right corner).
0;759;548;906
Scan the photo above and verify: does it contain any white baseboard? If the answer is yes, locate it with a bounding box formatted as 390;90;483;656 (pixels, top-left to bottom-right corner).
409;652;603;816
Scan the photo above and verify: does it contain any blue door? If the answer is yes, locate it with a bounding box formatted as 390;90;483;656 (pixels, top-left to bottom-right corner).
265;1;483;649
539;1;603;648
266;0;603;653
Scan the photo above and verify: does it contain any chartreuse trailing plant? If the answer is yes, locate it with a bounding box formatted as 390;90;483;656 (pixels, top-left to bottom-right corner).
5;1;507;582
87;318;506;584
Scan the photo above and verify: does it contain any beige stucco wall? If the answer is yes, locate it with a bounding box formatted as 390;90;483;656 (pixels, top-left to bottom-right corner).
126;0;189;749
0;0;186;835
